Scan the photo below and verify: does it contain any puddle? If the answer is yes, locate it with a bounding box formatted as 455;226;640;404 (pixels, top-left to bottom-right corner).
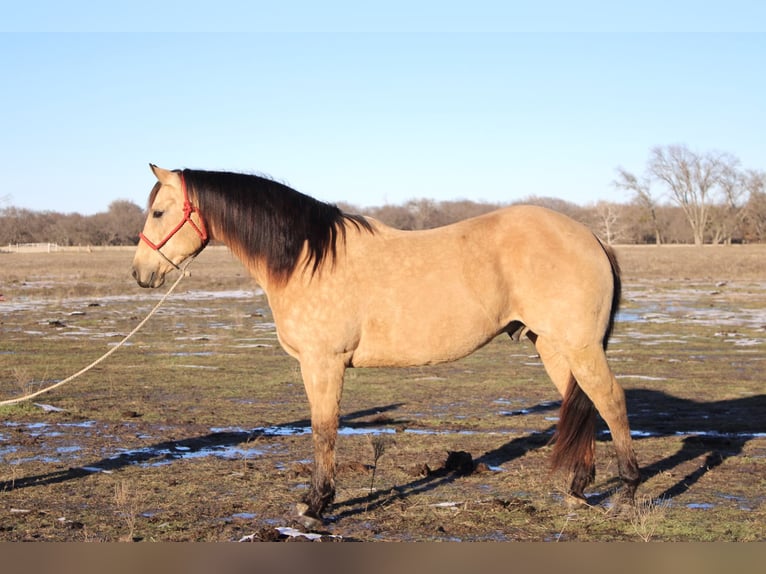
0;445;18;457
0;421;267;467
601;428;766;440
687;502;715;510
212;424;494;438
676;430;766;439
496;400;558;418
628;430;658;438
108;443;266;467
616;311;643;323
717;494;758;511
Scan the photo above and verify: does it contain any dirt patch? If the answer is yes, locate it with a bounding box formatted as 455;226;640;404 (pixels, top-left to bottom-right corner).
0;246;764;541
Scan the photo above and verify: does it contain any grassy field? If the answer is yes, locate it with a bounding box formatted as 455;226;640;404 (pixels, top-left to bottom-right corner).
0;244;764;541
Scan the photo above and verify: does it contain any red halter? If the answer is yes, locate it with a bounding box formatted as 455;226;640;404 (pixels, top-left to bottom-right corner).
139;172;209;259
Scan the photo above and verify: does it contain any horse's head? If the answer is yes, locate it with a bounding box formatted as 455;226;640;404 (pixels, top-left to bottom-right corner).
131;164;209;288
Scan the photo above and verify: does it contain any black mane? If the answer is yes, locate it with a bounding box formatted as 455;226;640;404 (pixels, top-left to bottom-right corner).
183;169;372;283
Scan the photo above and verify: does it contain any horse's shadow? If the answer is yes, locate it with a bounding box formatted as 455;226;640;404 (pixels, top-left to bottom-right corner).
2;391;764;516
616;389;765;503
333;389;765;518
0;404;404;492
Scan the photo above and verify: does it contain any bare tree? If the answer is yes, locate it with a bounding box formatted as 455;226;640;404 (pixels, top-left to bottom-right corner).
591;201;624;244
648;145;737;245
405;199;442;229
708;162;750;244
614;167;663;244
104;200;146;244
740;170;766;242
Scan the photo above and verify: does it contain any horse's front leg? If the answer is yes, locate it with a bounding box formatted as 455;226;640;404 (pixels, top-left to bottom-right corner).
297;357;346;527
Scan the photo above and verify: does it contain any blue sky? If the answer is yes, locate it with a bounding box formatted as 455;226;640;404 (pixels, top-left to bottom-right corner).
1;3;765;215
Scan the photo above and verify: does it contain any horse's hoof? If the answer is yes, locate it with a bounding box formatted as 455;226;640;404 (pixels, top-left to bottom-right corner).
295;502;325;531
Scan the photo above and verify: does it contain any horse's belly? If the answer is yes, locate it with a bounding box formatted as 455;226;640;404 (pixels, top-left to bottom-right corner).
350;315;498;368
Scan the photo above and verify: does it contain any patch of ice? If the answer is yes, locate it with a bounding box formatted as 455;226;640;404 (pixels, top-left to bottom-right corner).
687;502;714;509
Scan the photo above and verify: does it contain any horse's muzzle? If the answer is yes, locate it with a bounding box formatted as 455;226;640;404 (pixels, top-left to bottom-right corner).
132;267;164;289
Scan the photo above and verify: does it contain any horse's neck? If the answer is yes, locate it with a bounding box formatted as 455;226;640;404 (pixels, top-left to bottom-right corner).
238;252;275;293
227;240;304;297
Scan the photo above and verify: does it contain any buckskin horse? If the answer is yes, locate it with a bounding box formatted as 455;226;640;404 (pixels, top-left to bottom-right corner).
131;164;640;526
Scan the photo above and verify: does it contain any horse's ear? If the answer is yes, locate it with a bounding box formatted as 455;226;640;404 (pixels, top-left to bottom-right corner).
149;164;178;185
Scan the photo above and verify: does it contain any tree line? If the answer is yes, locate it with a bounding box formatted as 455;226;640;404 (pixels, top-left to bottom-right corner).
0;200;145;247
2;145;764;246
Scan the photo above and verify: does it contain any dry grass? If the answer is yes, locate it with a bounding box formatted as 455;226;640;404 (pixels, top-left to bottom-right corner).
11;367;34;397
615;244;766;281
113;480;140;542
630;495;670;542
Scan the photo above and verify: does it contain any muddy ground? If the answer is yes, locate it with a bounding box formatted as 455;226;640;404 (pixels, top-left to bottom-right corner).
0;245;764;541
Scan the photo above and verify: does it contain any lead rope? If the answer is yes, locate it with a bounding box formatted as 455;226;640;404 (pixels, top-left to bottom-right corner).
0;258;194;407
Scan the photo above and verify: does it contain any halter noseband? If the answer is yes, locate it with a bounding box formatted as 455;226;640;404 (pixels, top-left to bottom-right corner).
139;171;209;269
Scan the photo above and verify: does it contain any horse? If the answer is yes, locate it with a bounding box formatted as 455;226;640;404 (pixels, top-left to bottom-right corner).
131;164;640;525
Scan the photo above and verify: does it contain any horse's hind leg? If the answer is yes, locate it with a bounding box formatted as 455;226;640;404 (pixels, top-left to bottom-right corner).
532;334;597;505
566;344;640;507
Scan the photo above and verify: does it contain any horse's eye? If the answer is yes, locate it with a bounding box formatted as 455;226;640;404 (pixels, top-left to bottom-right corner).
152;210;164;219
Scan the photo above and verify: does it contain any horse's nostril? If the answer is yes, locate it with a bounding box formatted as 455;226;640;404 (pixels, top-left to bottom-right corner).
131;268;138;280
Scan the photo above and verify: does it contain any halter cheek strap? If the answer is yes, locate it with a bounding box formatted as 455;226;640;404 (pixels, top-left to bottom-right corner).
139;172;209;268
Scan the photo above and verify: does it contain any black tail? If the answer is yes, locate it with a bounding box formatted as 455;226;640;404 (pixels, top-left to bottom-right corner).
550;375;596;486
598;239;622;350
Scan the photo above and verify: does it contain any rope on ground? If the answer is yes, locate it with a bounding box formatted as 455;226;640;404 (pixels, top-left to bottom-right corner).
0;260;193;407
